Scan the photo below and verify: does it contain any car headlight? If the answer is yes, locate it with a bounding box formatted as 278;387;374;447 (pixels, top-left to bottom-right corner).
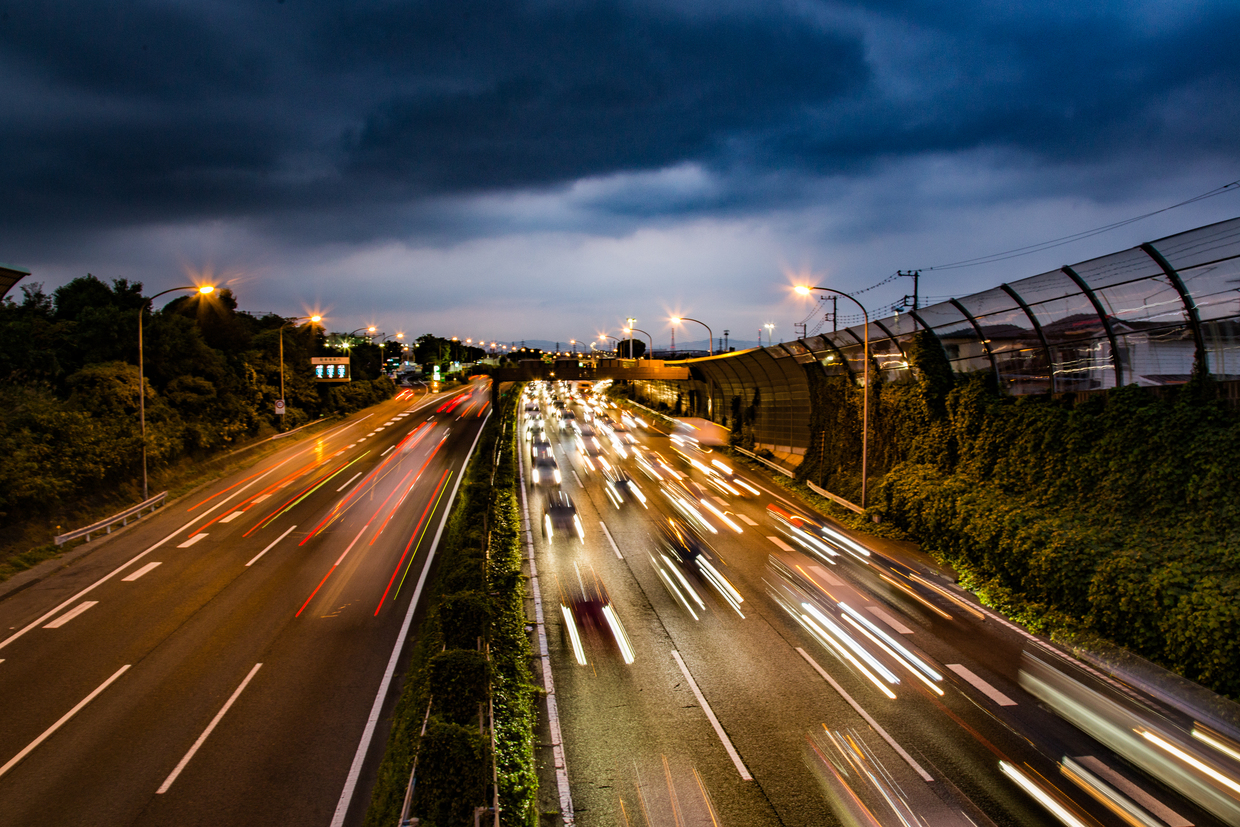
532;467;540;483
554;468;562;484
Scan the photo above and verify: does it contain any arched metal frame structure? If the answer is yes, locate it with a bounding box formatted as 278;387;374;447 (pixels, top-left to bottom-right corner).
655;216;1240;463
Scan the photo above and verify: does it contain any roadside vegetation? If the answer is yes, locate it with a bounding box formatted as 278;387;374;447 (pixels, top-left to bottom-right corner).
793;332;1240;698
365;384;538;827
0;276;401;567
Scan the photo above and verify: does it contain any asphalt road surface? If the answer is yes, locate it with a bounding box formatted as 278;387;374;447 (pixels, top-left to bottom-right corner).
522;383;1228;827
0;379;490;827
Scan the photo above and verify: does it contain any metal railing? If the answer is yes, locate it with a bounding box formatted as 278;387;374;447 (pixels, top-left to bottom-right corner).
732;446;795;478
54;491;167;546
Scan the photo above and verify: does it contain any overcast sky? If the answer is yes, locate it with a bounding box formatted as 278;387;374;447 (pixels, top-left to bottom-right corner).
4;0;1239;347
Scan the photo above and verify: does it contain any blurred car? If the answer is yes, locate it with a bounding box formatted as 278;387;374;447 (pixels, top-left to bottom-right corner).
559;410;577;431
600;460;648;508
766;503;837;562
558;561;635;665
531;453;561;486
542;490;584;542
650;518;744;618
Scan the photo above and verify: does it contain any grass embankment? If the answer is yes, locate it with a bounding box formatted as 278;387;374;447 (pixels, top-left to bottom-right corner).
365;384;537;827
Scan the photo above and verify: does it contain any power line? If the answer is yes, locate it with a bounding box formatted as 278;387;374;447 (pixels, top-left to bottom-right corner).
924;179;1240;272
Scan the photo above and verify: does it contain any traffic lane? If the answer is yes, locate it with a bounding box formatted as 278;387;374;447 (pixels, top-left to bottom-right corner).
571;467;998;827
0;396;445;709
0;387;453;652
521;432;780;825
649;454;1212;827
0;404;483;825
0;392;435;650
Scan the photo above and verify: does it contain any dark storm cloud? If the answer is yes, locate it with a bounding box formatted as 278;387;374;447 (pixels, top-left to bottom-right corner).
0;0;1237;244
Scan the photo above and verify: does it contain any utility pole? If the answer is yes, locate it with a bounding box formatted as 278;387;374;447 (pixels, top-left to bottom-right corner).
795;322;807;339
898;270;921;328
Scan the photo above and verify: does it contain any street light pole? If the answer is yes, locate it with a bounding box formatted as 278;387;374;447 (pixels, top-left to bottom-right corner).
279;314;322;430
599;334;619;356
795;285;870;508
623;325;654;359
670;317;713;356
139;284;215;500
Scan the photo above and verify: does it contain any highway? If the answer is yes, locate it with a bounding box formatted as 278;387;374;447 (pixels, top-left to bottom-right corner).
0;379;491;827
523;382;1229;827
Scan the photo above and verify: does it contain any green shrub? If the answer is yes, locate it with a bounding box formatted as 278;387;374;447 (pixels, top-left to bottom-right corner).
412;720;487;827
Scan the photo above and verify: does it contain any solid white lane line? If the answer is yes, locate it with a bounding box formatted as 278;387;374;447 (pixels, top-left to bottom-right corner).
157;663;263;794
1076;755;1192;827
797;647;933;782
766;535;795;552
122;562;162;582
518;427;575;825
380;445;395;456
599;521;623;559
44;601;98;628
671;650;752;781
177;533;208;548
330;410;492;827
0;664;130;780
219;512;243;523
737;513;758;526
946;664;1017;706
336;472;363;492
867;605;914;635
246;525;297;567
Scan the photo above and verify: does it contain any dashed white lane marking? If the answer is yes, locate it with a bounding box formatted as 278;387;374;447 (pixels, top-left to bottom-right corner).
336;472;363;492
122;562;162;582
766;535;795;552
1075;755;1192;826
375;426;386;431
711;496;729;507
0;664;130;780
219;512;243;523
177;533;208;548
366;432;376;437
671;650;752;781
809;564;845;588
867;605;914;635
947;664;1017;706
44;601;98;628
571;470;583;487
381;445;395;456
599;522;623;559
157;663;263;794
737;513;758;526
247;525;297;567
798;647;933;782
252;494;271;503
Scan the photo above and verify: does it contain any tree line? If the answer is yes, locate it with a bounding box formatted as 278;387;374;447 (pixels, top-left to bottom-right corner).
0;275;398;533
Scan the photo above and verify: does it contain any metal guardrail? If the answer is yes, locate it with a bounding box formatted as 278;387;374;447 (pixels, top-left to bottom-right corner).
806;480;865;514
732;446;795;478
54;491;167;546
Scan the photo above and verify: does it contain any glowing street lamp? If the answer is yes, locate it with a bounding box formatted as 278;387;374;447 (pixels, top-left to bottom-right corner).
795;284;870;507
670;317;713;356
764;323;775;346
138;284;215;499
278;314;322;431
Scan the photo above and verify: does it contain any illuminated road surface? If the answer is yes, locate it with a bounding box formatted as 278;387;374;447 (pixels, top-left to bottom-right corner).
0;380;490;827
524;386;1229;827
